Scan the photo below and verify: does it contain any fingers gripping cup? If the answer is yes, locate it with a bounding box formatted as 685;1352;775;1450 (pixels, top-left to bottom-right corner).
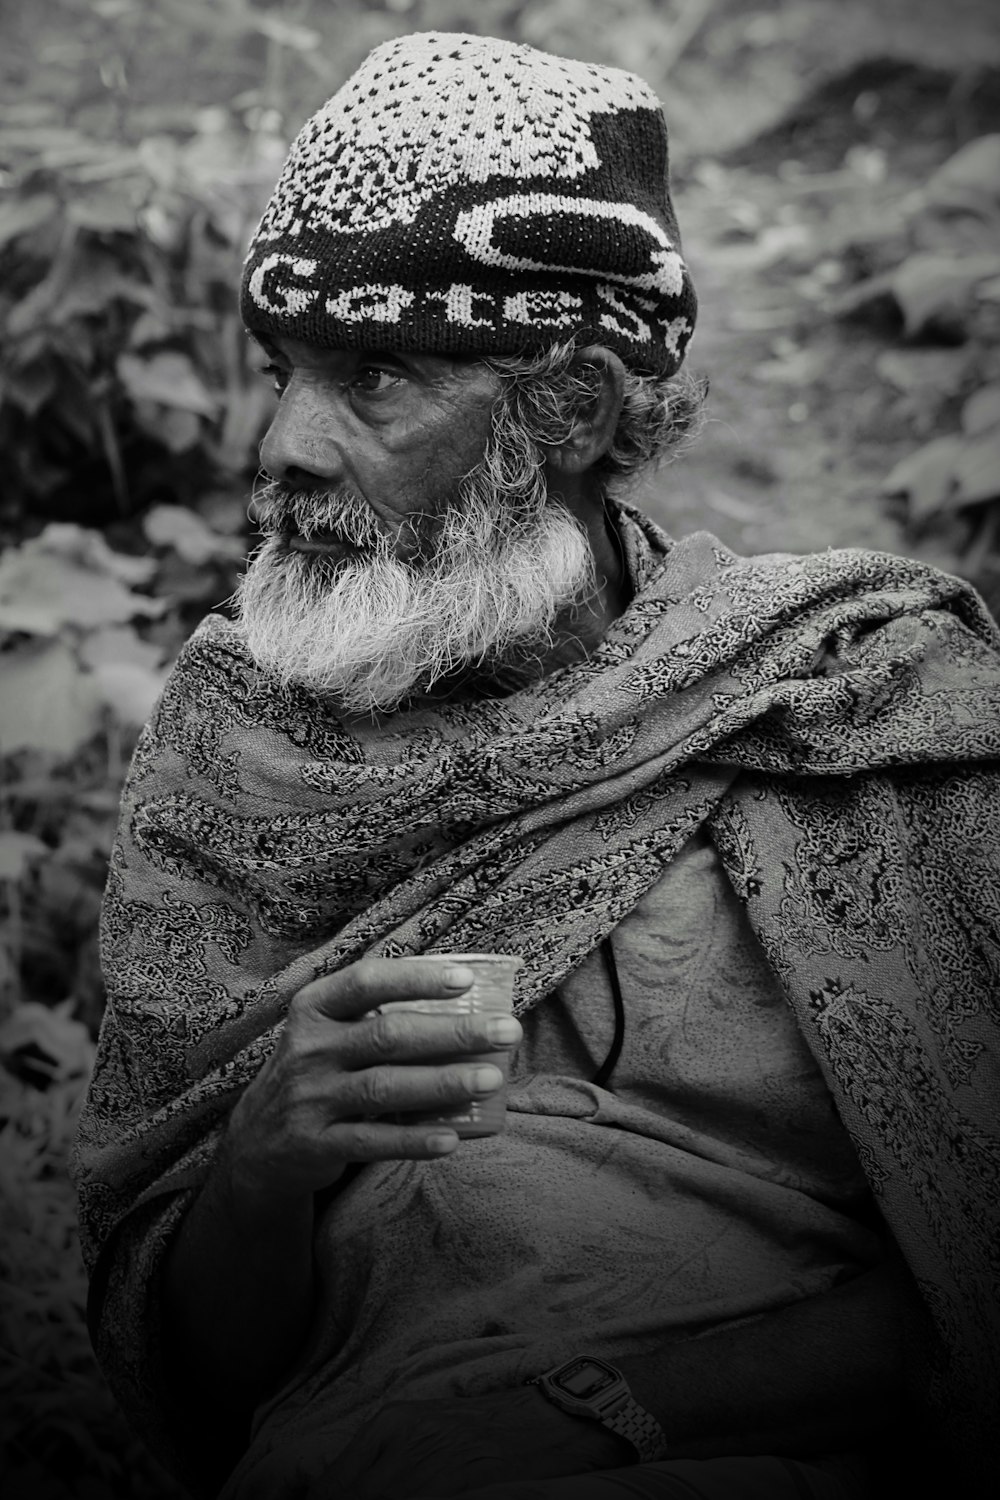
381;953;523;1138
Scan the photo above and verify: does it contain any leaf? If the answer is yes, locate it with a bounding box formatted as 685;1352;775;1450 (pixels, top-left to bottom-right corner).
0;535;163;635
65;193;138;234
0;640;102;757
135;404;202;453
143;504;245;565
961;384;1000;437
890;253;1000;337
51;261;153;323
0;832;49;881
827;267;898;322
4;361;58;416
875;349;970;396
117;351;217;416
751;348;826;385
33;523;156;586
0;194;58;250
79;626;168;724
197;489;252;536
922;135;1000;218
214;379;274;472
0;1001;95;1083
89;662;167;727
126;309;174;348
0;102;58;125
4;243;78;340
0;125;89;154
252;13;323;50
953;430;1000;505
881;435;964;523
79;625;165;672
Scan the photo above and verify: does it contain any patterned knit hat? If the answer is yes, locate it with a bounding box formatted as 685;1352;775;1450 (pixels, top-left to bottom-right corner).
240;32;696;375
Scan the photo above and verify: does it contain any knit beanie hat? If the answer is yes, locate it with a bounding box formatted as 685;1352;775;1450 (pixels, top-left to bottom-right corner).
240;32;697;376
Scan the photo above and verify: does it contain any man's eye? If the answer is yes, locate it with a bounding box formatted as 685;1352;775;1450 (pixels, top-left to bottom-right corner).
352;367;402;394
261;364;289;394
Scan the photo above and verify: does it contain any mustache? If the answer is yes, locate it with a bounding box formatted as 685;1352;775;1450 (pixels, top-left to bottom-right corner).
249;480;387;551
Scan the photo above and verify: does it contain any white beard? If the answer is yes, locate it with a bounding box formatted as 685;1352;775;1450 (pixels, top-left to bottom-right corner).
234;440;597;717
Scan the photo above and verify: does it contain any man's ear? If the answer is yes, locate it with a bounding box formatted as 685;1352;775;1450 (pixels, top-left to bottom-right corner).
541;346;626;475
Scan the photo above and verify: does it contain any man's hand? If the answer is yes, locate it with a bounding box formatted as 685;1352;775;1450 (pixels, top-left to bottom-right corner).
224;957;523;1201
160;957;522;1477
322;1386;632;1499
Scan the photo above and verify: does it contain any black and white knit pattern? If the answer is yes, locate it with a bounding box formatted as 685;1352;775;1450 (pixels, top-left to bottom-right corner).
240;32;697;374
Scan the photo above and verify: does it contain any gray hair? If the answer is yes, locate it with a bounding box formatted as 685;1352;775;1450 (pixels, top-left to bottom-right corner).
482;338;708;487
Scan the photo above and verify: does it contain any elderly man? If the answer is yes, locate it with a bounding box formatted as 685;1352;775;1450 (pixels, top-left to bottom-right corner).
74;31;999;1500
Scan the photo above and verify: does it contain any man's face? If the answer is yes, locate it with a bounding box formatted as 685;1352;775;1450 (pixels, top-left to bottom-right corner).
236;335;596;716
254;337;500;562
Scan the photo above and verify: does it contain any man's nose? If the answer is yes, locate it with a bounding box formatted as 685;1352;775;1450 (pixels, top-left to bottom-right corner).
259;381;345;487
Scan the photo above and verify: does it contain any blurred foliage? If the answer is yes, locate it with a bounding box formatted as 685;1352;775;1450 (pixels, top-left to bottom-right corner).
0;508;244;1494
829;133;1000;583
0;1;294;532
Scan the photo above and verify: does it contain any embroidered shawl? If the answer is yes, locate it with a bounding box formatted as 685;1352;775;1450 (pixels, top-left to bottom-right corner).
73;506;1000;1483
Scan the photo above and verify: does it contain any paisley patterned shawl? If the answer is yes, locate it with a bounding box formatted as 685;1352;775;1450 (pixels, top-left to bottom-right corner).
73;504;1000;1477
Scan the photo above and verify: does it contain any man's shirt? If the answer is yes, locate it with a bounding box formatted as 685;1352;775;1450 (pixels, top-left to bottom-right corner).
221;829;883;1497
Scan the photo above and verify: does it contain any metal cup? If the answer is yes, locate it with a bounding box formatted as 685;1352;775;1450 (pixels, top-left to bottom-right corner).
378;953;523;1138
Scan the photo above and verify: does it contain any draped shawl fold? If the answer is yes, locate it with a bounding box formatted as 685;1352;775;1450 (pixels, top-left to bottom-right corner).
73;505;1000;1481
